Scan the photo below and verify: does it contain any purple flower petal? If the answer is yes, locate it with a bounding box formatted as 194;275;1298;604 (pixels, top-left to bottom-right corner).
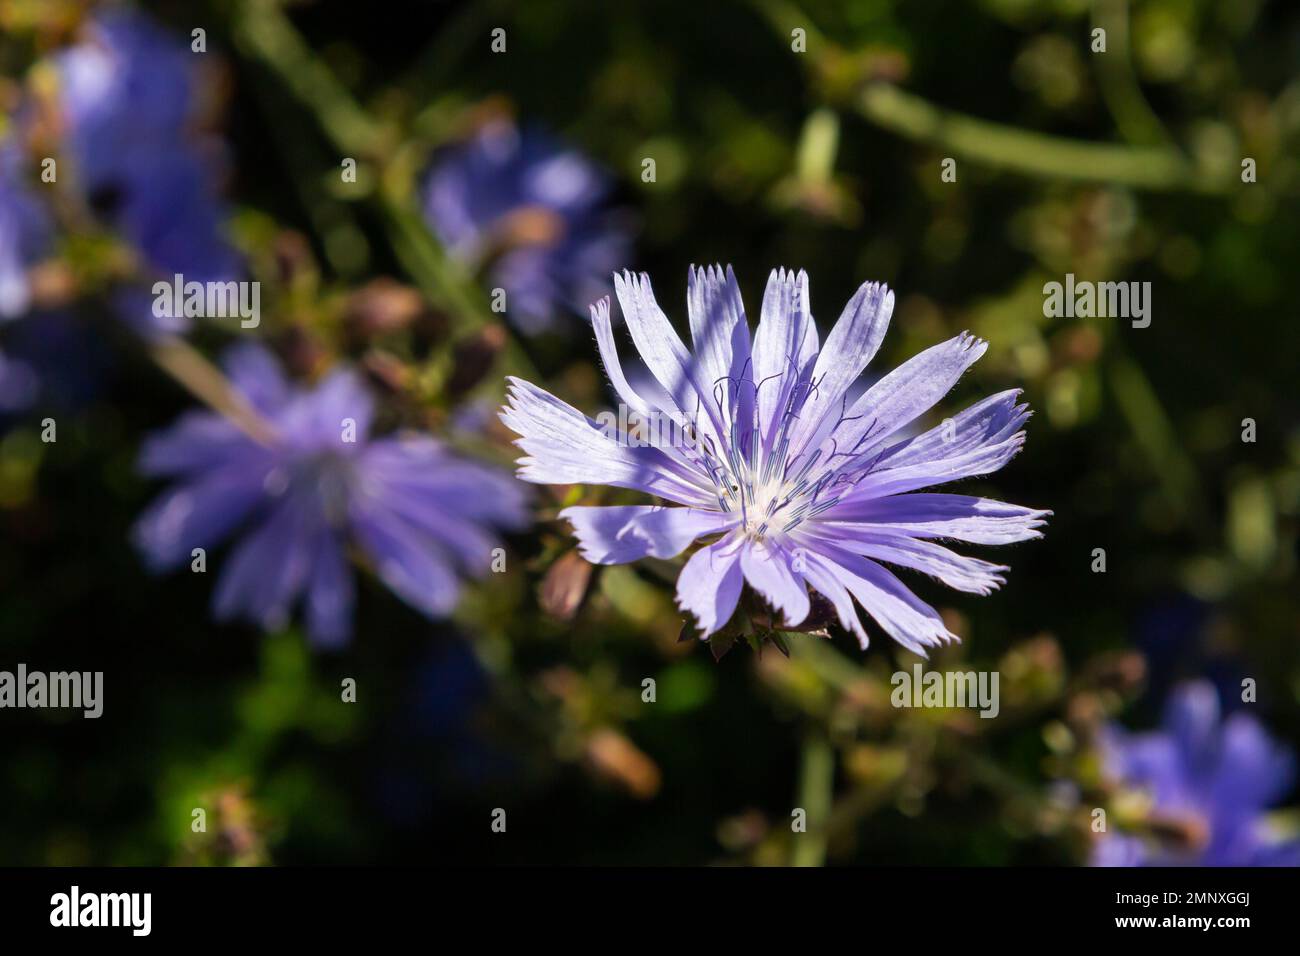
1095;681;1300;866
305;532;355;649
222;341;292;415
739;539;810;627
591;296;658;419
797;550;868;645
613;271;702;423
137;411;267;478
686;264;752;421
800;525;1008;595
137;343;527;644
789;280;893;455
838;431;1027;501
676;535;745;636
877;389;1029;470
280;368;376;450
803;543;957;657
752;268;817;448
132;465;270;570
360;437;529;529
421;119;631;330
212;497;316;631
828;332;988;460
1213;713;1297;812
350;505;460;619
823;493;1049;544
500;376;715;505
562;504;736;564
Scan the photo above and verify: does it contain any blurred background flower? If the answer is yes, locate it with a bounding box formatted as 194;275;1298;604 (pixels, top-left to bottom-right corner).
132;341;528;647
0;347;38;413
43;8;241;336
1092;681;1300;866
0;141;50;320
422;115;633;333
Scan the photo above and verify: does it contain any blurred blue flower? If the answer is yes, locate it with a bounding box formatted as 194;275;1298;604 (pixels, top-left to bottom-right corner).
0;143;50;322
1094;681;1300;866
1;141;53;416
1136;593;1247;711
53;9;241;336
133;342;529;647
0;312;106;421
0;349;39;413
502;266;1047;654
422;118;632;333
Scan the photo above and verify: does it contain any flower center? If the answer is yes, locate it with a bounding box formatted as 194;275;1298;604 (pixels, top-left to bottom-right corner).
679;374;880;541
264;451;357;527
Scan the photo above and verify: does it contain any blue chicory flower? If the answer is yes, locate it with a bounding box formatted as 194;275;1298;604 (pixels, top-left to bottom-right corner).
133;342;529;646
1093;681;1300;866
422;118;632;333
501;266;1048;654
53;9;241;335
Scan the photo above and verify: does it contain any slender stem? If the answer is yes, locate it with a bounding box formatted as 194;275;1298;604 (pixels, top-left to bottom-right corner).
149;336;278;445
240;64;370;279
231;0;381;152
753;0;1227;194
855;83;1213;191
1106;347;1203;517
793;631;869;692
824;780;894;844
791;731;834;867
1092;0;1171;147
230;0;540;379
398;0;499;103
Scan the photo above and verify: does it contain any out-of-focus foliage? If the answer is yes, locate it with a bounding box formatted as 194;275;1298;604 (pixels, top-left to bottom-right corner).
0;0;1297;865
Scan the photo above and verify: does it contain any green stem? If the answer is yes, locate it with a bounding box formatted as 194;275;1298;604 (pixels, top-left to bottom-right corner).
229;0;539;377
1106;347;1203;517
1092;0;1171;147
791;731;834;867
855;83;1212;191
398;0;499;104
231;0;381;152
753;0;1226;194
793;632;869;692
149;337;278;445
241;66;370;279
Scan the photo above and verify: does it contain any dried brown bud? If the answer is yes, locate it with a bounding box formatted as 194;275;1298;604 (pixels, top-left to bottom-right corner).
538;550;593;622
1086;651;1148;694
277;326;328;379
1146;810;1211;852
493;206;566;250
447;324;507;398
25;261;77;309
344;277;428;338
273;230;316;285
585;727;662;800
361;349;415;394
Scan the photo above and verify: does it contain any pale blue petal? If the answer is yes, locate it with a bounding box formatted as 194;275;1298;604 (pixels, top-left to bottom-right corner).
676;533;745;636
561;504;735;564
739;538;810;626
